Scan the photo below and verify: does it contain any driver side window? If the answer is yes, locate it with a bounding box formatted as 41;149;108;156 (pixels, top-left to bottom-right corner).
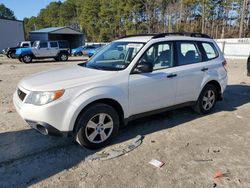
138;42;173;70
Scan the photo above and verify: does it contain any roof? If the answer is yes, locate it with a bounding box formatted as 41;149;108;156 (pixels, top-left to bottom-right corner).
115;33;213;43
0;18;23;23
115;36;153;43
30;27;82;35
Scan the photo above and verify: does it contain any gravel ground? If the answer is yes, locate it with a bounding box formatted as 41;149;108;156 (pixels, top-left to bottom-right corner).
0;56;250;188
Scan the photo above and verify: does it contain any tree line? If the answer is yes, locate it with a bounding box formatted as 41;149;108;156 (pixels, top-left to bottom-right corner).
1;1;250;42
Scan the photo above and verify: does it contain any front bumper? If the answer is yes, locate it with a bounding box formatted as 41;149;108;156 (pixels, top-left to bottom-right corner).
13;87;74;136
25;120;72;137
2;49;8;55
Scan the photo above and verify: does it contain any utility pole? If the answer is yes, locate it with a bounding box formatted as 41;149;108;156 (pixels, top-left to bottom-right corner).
202;0;205;33
239;0;247;38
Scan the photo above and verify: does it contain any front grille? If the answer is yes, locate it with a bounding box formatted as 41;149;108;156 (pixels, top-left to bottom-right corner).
17;88;26;101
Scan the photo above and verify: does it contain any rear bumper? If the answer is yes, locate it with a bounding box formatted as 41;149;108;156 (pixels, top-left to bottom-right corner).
25;120;72;137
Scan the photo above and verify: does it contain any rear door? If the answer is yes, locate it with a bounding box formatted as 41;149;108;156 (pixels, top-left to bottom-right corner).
49;41;59;57
174;41;207;104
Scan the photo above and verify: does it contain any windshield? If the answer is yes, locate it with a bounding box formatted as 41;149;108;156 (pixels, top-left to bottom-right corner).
82;42;144;71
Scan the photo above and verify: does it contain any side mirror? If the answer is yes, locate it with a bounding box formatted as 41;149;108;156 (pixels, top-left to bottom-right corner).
133;61;153;73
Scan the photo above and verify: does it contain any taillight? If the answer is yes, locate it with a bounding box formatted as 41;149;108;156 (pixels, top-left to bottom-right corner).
222;60;227;72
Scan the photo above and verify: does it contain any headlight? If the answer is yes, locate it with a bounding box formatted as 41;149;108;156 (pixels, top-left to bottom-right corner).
25;89;65;106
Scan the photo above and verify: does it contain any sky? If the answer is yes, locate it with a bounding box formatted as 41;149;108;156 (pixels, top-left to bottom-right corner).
0;0;63;20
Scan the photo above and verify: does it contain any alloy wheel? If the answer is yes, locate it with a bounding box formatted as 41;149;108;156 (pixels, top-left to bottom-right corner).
85;113;114;144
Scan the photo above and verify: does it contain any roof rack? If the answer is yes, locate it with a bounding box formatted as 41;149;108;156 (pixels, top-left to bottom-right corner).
152;32;211;39
119;34;156;39
119;32;211;40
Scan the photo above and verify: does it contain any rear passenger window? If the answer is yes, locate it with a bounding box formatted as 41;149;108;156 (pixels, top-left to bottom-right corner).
202;43;218;59
177;42;202;65
50;42;58;48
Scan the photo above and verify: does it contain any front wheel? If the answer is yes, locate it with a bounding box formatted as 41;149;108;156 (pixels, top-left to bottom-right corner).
10;52;16;59
193;84;217;114
74;103;120;149
22;55;32;63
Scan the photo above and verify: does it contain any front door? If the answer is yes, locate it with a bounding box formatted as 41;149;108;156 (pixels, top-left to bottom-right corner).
129;42;178;116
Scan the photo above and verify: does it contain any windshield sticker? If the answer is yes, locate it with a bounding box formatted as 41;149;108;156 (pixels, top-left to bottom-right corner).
115;64;126;69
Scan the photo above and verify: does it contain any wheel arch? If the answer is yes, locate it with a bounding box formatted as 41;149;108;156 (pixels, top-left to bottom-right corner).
73;98;125;133
202;80;222;100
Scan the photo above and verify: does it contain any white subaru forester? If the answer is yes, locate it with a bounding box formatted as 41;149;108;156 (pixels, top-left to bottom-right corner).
13;33;227;149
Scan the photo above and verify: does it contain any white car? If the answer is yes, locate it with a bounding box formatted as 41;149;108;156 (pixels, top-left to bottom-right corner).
13;33;228;149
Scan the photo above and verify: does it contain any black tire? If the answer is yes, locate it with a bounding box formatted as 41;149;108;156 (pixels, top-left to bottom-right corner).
78;52;83;56
22;55;32;63
74;103;120;149
193;84;217;114
18;57;23;62
58;53;68;61
10;51;16;59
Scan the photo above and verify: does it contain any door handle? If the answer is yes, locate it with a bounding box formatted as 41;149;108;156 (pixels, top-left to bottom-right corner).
167;73;177;78
201;67;208;71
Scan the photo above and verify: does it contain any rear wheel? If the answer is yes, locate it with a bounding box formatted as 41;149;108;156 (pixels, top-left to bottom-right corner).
74;103;119;149
22;55;32;63
193;84;217;114
59;53;68;61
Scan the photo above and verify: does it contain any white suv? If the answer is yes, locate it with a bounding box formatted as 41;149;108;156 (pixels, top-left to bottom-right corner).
13;33;227;149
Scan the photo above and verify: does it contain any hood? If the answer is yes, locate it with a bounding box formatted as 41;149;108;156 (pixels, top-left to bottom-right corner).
19;65;118;91
16;48;32;55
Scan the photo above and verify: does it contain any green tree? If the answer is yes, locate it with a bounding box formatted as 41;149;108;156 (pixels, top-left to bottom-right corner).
0;4;16;19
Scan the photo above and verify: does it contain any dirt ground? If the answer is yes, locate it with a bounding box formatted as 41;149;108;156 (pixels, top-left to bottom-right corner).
0;55;250;188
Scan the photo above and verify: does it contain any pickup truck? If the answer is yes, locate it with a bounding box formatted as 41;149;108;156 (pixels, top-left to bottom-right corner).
16;40;70;63
2;41;32;58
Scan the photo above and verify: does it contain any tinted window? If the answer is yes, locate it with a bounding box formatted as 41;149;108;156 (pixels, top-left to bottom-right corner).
177;42;202;65
202;43;218;59
22;43;29;47
40;42;48;48
138;42;173;70
58;41;69;48
50;42;58;48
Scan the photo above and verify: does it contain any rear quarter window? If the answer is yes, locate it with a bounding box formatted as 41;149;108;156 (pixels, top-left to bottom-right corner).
202;42;218;60
58;41;69;49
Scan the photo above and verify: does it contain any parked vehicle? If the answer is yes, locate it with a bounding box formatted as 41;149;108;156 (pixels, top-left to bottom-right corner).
71;46;85;56
102;45;125;60
2;41;32;58
247;54;250;76
13;33;227;149
82;44;102;56
15;40;70;63
87;46;104;57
